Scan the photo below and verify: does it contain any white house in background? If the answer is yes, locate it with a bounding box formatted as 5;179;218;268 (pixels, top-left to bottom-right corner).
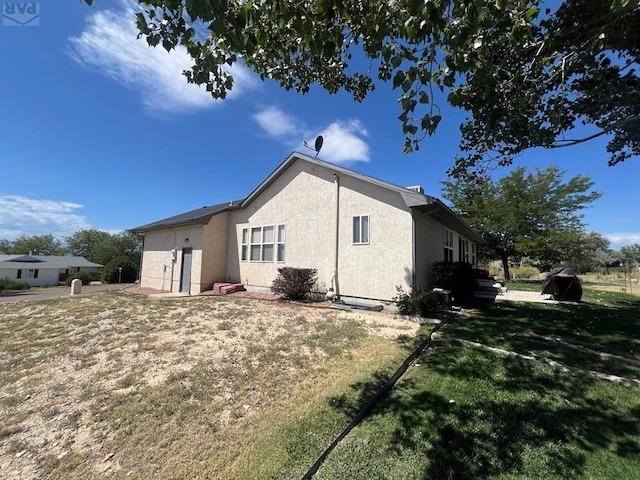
0;255;102;287
131;153;484;301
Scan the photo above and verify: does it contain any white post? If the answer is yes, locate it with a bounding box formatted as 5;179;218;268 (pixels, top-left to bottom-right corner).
70;278;82;295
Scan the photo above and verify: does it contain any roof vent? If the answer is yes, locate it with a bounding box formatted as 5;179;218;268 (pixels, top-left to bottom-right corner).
406;185;424;194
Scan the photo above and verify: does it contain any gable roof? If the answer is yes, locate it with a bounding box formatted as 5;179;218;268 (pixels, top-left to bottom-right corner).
0;255;103;269
130;152;483;244
131;200;243;233
242;152;435;209
243;153;484;244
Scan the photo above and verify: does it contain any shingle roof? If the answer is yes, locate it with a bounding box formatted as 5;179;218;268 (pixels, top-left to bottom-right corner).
0;255;103;269
129;153;483;244
130;200;243;233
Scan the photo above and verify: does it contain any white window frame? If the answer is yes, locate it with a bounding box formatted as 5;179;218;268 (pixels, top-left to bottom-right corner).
471;243;477;266
241;228;248;262
353;215;370;245
245;224;285;263
459;237;470;264
277;225;285;262
443;228;454;263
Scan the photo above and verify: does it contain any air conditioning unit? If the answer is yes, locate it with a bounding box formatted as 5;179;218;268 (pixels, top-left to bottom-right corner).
406;185;424;194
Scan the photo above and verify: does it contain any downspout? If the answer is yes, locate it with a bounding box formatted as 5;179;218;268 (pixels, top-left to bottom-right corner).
327;174;340;300
169;229;176;292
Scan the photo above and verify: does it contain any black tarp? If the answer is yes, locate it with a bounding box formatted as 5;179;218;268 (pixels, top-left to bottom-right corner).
541;267;583;302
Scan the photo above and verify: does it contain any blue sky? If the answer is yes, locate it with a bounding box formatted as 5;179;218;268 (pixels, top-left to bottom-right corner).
1;0;638;249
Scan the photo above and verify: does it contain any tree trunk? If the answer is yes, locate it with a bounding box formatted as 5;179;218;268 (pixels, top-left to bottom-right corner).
501;254;511;280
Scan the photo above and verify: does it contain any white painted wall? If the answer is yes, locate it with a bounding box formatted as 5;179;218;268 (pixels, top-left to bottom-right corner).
414;215;444;289
0;268;59;287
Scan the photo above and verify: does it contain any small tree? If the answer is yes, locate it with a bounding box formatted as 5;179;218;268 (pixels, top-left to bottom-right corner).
271;267;318;301
101;256;138;284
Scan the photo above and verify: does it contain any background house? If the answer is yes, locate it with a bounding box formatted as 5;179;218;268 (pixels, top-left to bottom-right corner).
0;255;102;287
132;153;483;301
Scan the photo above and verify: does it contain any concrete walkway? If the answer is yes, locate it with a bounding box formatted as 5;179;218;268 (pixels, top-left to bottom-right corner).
495;290;579;305
0;284;133;304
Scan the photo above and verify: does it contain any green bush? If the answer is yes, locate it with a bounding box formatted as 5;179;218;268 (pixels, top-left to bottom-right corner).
0;277;30;291
510;266;541;279
271;267;318;300
101;256;138;284
64;271;93;286
394;286;440;317
432;261;476;304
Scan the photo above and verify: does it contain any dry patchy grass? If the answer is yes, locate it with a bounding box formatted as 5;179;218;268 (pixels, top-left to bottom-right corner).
0;292;415;479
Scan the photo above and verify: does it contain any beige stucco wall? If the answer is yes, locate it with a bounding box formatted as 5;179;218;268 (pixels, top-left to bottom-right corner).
414;215;444;289
227;161;414;301
201;212;230;287
139;225;204;294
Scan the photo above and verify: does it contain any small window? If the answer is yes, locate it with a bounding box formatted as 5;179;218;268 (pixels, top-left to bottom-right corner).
471;243;477;266
16;269;22;279
27;269;38;279
241;228;248;261
443;229;454;263
277;225;285;262
353;215;369;244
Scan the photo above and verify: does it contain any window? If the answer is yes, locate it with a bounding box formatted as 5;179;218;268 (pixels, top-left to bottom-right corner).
443;229;454;263
459;238;469;263
241;228;248;261
471;243;477;266
16;269;22;279
353;215;369;244
277;225;285;262
27;269;38;279
247;224;284;262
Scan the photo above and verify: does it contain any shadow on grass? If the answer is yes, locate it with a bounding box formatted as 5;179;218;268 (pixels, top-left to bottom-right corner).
322;295;640;479
449;294;640;362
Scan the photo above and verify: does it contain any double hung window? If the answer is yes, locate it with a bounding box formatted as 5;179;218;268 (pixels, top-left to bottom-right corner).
353;215;369;244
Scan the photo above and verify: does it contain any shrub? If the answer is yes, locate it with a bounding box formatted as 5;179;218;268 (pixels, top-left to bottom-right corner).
432;261;476;304
271;267;318;300
64;271;93;286
0;277;30;291
510;266;541;279
101;256;138;284
394;286;440;317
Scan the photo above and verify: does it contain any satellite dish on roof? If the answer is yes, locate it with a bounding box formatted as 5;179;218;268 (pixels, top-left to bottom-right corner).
303;135;324;158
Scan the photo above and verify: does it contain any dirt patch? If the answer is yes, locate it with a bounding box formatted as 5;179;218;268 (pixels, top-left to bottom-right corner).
0;292;416;479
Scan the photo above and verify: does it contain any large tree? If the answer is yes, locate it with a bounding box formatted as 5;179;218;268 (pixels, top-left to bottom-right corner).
441;166;601;279
65;229;142;266
620;244;640;266
82;0;639;176
8;234;65;256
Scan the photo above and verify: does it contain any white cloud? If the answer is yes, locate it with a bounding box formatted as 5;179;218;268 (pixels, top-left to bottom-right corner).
252;107;299;138
67;1;257;113
252;106;370;164
606;233;640;249
317;120;370;163
0;194;90;240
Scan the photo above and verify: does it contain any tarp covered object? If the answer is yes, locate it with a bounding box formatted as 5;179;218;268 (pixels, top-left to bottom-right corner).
541;267;583;302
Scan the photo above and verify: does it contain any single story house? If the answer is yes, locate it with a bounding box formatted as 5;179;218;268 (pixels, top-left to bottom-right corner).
131;153;484;301
0;255;102;287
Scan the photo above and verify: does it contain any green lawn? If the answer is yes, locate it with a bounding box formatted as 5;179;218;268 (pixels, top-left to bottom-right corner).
311;288;640;479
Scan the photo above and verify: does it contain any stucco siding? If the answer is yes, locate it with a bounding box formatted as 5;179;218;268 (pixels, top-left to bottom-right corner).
227;161;414;300
201;212;230;288
140;225;204;293
414;215;444;289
